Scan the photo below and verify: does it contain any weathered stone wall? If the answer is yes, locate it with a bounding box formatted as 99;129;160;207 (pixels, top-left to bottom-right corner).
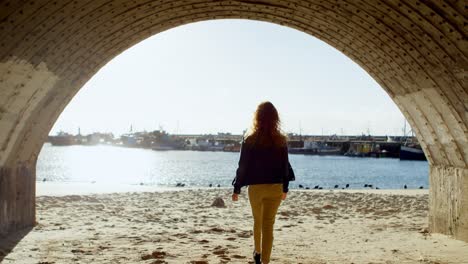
0;0;466;241
430;165;468;242
0;164;35;236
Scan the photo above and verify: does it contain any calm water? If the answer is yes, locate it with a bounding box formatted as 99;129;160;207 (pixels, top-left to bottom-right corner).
37;143;429;190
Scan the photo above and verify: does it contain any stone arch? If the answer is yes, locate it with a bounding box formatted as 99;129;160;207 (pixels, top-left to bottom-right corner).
0;1;466;241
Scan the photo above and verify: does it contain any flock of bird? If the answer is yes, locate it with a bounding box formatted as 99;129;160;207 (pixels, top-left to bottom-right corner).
172;182;425;190
41;179;426;190
296;183;425;190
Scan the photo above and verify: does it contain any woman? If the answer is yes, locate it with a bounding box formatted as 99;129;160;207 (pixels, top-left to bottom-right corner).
231;101;292;264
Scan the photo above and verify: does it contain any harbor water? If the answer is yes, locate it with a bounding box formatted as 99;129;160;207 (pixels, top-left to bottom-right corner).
37;143;429;193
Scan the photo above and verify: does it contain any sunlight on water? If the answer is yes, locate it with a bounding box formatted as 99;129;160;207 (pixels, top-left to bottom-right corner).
37;144;429;192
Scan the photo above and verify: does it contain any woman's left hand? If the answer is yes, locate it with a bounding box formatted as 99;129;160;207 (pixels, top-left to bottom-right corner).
282;192;287;200
232;193;239;201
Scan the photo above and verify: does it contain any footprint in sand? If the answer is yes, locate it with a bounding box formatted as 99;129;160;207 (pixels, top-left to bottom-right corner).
71;249;88;254
237;230;252;238
174;233;188;239
213;245;229;257
209;227;224;233
190;229;203;234
141;250;167;260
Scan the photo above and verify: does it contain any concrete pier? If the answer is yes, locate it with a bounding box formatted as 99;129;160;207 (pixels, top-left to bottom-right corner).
0;164;35;235
0;1;466;242
430;165;468;241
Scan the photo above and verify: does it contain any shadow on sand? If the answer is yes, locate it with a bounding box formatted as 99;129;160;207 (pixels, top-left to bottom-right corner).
0;227;32;262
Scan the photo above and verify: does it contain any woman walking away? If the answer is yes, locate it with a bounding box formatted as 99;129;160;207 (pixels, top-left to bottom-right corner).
232;101;294;264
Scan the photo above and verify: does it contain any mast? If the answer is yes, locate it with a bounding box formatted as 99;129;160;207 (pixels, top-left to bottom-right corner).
299;121;302;142
403;119;407;137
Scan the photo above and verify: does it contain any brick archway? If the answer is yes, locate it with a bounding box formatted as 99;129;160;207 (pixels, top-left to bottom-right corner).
0;1;466;241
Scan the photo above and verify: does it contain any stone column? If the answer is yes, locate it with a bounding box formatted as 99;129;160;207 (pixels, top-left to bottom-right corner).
0;162;35;236
430;165;468;242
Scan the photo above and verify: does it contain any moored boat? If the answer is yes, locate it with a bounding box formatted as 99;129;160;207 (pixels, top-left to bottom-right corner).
289;140;341;155
400;146;427;161
49;132;76;146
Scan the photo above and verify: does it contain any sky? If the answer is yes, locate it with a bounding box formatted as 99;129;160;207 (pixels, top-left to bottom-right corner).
50;19;407;137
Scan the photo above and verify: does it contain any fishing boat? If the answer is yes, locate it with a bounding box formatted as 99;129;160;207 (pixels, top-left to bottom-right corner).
150;129;184;151
49;131;76;146
399;119;427;161
289;140;341;155
400;145;427;161
152;144;177;151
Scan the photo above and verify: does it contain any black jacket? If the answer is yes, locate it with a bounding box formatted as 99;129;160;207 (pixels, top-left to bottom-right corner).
233;141;291;194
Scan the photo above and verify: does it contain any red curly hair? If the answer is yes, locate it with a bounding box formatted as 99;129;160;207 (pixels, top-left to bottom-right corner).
246;101;287;147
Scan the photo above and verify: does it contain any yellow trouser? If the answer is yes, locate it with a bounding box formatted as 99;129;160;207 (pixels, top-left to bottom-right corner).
248;183;283;263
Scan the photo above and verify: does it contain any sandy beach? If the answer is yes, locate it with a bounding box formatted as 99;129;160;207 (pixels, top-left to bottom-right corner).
1;188;467;264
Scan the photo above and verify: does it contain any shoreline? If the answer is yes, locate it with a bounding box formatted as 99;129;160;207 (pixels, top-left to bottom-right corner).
36;182;429;197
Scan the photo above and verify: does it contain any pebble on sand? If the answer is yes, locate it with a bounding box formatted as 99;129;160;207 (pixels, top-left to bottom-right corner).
211;197;226;208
